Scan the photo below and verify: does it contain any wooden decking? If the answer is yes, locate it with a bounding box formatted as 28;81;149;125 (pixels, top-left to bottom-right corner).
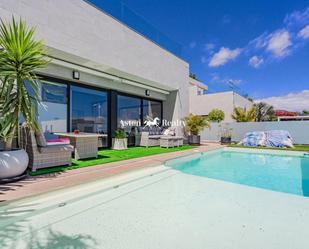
0;143;223;202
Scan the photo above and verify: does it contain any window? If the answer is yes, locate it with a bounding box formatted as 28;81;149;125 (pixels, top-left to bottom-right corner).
142;99;162;122
71;86;108;136
117;95;141;131
38;82;67;139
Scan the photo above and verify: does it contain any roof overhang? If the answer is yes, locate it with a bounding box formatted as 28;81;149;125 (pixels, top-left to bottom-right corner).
189;77;208;90
46;46;176;94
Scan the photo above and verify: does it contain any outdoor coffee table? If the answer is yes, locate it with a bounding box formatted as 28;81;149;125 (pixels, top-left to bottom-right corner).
55;132;101;160
160;136;183;148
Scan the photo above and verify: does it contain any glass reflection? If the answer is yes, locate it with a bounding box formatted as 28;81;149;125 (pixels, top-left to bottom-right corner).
38;81;67;139
71;86;108;147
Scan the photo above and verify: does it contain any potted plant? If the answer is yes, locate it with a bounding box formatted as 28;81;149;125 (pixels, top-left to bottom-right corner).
112;128;128;150
184;114;210;145
220;124;232;144
0;18;49;181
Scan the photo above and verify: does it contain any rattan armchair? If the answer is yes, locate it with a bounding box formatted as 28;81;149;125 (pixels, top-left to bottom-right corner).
20;126;73;172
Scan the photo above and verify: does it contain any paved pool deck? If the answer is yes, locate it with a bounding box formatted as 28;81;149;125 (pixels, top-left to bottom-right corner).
0;143;223;202
1;148;309;249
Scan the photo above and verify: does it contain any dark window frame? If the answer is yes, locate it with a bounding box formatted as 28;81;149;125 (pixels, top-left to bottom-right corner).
115;91;163;126
37;74;163;147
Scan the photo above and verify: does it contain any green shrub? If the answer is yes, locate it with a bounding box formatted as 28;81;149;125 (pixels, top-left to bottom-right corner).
208;109;225;122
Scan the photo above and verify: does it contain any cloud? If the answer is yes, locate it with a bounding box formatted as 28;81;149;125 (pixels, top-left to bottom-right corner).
210;74;242;85
189;41;197;49
251;32;269;49
202;6;308;68
225;79;242;85
284;7;309;28
266;30;292;57
203;43;215;52
211;74;220;82
249;30;292;58
256;90;309;112
249;55;264;68
298;25;309;39
208;47;241;67
201;56;207;63
246;7;309;64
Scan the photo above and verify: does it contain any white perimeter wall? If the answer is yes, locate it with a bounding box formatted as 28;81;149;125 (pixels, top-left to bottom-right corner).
189;91;253;122
201;121;309;144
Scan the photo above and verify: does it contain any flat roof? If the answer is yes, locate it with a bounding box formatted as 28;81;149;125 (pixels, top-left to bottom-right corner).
189;77;208;90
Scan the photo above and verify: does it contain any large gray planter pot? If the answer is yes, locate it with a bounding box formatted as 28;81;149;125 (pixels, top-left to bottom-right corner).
221;137;232;145
0;149;29;179
112;138;128;150
188;135;201;145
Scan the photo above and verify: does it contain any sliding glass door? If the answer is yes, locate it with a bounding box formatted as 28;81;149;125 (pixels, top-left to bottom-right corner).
117;95;141;131
71;86;108;147
36;76;163;148
38;81;67;139
142;99;162;123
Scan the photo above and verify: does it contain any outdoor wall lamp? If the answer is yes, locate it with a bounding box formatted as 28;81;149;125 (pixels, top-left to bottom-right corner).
73;70;80;80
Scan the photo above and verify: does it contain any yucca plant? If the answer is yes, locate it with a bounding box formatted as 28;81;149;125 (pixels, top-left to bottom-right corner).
184;113;210;135
231;107;256;122
0;77;15;149
0;17;49;150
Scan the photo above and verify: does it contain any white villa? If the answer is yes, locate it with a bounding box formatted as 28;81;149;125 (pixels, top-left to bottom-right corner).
189;78;253;122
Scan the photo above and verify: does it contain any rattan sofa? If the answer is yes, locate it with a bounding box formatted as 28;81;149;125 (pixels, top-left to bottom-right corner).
20;126;73;172
137;126;182;148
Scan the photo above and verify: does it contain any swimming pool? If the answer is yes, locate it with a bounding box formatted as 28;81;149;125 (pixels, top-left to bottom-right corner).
1;149;309;249
166;148;309;197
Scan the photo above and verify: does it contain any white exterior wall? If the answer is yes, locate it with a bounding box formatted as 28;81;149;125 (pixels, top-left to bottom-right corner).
233;92;253;111
0;0;189;122
201;121;309;144
189;90;253;122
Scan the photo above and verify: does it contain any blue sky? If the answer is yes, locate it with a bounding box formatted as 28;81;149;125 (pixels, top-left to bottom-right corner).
91;0;309;111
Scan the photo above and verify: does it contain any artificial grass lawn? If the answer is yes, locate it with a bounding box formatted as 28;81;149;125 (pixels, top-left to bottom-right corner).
228;144;309;152
29;145;196;176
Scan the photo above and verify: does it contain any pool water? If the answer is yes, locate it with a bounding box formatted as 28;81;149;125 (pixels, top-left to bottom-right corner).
167;149;309;197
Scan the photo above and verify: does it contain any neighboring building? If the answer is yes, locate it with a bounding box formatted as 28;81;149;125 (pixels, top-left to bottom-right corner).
275;110;298;117
189;77;208;96
0;0;190;147
189;80;253;122
277;116;309;121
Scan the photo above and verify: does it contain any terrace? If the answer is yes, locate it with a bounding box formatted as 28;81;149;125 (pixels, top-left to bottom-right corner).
0;144;223;202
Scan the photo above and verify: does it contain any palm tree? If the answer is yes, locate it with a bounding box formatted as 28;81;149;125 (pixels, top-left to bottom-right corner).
231;107;256;122
301;110;309;115
0;17;49;150
254;102;276;121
